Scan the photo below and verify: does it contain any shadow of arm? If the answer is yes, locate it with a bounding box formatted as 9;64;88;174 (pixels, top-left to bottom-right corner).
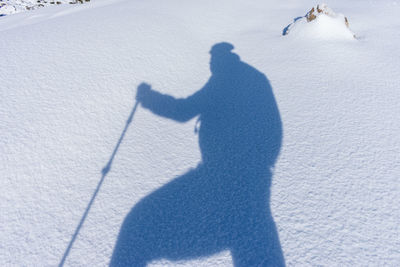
140;89;204;122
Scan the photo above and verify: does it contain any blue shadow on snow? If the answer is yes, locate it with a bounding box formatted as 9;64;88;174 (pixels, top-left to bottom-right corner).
282;16;303;35
110;42;285;266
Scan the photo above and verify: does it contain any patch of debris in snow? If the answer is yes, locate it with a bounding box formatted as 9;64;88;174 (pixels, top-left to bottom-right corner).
0;0;89;16
283;3;356;40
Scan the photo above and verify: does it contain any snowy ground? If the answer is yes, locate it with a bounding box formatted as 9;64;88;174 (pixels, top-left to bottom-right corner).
1;0;400;266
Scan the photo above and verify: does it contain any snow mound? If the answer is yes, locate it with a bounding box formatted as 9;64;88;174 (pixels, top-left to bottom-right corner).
0;0;87;16
283;4;355;40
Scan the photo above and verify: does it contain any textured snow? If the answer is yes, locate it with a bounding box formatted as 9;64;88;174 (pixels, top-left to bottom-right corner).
1;0;400;266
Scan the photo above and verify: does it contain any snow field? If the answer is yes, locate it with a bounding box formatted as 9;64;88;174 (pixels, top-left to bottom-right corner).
1;0;400;266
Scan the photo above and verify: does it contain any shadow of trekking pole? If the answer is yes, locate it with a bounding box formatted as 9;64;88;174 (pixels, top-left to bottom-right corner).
59;98;139;267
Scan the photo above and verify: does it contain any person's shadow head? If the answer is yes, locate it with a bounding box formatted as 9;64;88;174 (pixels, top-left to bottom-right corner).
110;42;285;266
209;42;240;75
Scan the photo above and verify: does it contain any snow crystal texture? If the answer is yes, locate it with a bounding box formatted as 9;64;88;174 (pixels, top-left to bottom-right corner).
1;0;400;266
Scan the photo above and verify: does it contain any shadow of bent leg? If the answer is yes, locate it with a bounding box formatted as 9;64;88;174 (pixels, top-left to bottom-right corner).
109;207;149;267
110;168;218;266
231;220;285;267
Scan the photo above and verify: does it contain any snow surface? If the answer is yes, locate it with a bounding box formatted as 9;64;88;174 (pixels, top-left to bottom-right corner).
1;0;400;266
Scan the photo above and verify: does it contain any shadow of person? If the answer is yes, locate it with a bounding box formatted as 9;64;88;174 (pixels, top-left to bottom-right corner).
110;42;285;266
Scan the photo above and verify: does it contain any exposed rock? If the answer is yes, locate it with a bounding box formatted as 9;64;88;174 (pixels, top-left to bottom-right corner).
0;0;90;16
